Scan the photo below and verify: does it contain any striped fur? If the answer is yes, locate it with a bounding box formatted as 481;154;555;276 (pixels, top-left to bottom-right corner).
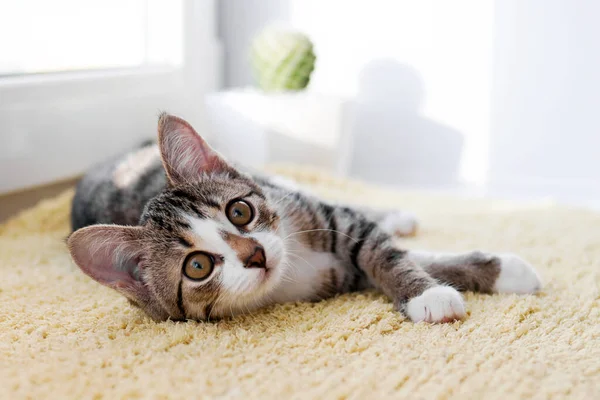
68;114;542;323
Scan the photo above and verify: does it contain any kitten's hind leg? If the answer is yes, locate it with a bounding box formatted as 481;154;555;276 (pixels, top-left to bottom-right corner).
378;210;419;237
407;251;542;294
357;207;419;237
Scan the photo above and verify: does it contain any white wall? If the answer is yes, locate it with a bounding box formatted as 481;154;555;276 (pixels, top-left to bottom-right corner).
490;0;600;202
218;0;600;203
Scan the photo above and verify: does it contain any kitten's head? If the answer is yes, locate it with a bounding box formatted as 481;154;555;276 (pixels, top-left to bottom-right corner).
68;114;288;321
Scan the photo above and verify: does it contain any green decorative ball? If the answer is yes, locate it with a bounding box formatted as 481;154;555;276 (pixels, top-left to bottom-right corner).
250;27;316;92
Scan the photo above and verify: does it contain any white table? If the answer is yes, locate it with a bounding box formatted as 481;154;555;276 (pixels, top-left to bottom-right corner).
204;88;355;176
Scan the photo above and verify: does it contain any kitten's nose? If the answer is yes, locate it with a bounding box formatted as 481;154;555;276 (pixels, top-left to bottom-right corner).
245;246;266;269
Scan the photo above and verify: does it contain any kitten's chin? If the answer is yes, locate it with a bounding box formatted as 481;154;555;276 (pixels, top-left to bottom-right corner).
216;268;282;319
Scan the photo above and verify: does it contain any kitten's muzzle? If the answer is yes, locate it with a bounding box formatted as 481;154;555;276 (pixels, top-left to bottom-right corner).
244;246;266;269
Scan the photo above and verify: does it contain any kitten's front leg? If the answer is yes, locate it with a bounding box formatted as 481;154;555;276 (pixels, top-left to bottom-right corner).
324;206;465;323
363;244;467;323
407;251;542;294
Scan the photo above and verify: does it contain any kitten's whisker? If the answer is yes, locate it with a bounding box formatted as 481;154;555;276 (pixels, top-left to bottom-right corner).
207;291;225;321
286;252;318;273
241;301;251;318
279;262;299;284
226;295;235;319
283;229;359;243
276;254;301;284
274;220;284;236
272;190;296;206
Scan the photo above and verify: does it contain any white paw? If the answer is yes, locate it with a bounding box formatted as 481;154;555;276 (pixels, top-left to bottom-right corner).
494;254;542;294
380;211;418;237
406;286;466;323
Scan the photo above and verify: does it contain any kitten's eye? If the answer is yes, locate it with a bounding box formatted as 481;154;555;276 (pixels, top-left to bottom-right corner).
183;252;214;281
226;200;254;226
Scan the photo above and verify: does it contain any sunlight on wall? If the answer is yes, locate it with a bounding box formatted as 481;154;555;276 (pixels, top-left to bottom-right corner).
289;0;494;186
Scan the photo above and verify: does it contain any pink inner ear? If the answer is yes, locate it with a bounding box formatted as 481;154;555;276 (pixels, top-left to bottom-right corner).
68;227;142;290
158;114;234;184
168;127;215;176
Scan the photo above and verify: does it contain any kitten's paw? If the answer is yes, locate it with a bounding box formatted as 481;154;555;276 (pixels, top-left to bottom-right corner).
380;211;418;237
406;286;466;323
494;254;542;294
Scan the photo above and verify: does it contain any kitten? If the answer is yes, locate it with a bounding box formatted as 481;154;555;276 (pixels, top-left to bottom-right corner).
67;113;542;323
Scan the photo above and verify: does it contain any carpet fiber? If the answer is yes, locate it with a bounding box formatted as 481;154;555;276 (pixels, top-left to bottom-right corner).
1;167;599;399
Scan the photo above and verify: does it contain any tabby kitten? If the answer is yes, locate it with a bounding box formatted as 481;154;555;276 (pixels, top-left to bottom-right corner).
67;114;541;323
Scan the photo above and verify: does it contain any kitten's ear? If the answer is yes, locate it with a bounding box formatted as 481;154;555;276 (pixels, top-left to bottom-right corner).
67;225;156;311
157;113;238;185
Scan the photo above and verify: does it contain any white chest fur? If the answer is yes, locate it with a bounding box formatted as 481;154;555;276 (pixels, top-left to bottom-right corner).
270;242;346;303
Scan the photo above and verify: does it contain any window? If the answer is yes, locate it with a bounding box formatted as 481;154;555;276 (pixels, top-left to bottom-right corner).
0;0;219;194
0;0;183;75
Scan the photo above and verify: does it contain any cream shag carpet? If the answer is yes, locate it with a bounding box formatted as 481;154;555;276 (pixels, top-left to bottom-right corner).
1;167;599;399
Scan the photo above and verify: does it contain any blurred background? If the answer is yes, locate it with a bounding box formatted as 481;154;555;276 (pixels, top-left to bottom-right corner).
1;0;600;222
